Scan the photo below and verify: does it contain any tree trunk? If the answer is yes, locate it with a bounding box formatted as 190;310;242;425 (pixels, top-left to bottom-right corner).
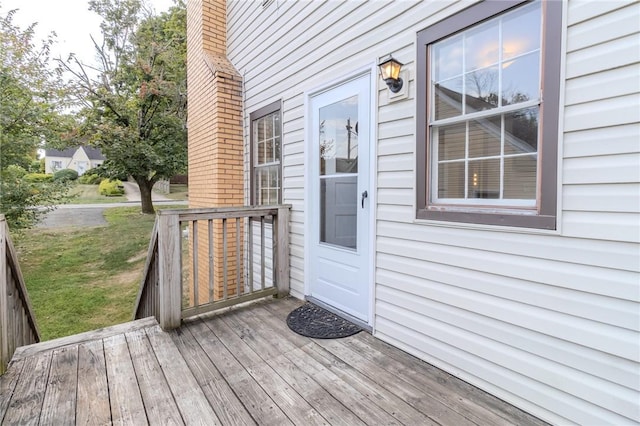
135;177;156;214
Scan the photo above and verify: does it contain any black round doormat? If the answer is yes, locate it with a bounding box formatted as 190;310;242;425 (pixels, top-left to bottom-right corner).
286;303;362;339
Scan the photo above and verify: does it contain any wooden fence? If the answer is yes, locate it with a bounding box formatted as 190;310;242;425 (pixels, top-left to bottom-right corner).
0;216;40;374
134;206;291;330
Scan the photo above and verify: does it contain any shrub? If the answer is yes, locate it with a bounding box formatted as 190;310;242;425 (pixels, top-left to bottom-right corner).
99;179;125;196
28;159;43;173
78;173;103;185
0;167;72;229
53;169;79;182
5;164;27;178
24;173;53;183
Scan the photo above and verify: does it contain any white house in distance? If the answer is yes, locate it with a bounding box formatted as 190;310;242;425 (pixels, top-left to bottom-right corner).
187;1;640;424
44;146;105;175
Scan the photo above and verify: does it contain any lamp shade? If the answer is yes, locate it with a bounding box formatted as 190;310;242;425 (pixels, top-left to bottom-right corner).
378;56;404;93
378;56;403;81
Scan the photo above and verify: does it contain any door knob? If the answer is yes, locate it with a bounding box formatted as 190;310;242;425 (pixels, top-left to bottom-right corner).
361;190;368;208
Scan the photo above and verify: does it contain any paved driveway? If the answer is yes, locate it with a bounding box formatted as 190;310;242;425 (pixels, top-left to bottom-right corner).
37;182;184;229
37;205;108;229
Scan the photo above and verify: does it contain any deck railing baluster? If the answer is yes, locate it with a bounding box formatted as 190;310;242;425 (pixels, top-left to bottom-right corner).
192;220;199;309
236;219;241;297
248;217;254;293
134;206;291;330
222;218;228;301
208;219;214;303
260;216;265;291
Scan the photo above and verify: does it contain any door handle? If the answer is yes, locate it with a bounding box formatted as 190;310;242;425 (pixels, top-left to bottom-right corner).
361;190;368;208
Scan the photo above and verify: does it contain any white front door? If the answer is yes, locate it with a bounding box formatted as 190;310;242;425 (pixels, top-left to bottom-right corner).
308;73;371;322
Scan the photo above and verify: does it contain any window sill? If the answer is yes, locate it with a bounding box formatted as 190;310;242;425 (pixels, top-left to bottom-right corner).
412;215;560;236
416;207;557;232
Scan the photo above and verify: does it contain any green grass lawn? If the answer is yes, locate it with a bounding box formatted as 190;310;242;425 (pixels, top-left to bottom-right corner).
69;184;127;204
13;206;184;340
164;183;189;201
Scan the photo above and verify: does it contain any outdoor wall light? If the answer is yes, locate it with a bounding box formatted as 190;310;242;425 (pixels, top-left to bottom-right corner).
378;55;404;93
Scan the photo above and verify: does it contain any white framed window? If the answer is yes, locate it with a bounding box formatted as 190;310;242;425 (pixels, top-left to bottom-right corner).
416;0;562;229
251;101;281;205
51;160;62;171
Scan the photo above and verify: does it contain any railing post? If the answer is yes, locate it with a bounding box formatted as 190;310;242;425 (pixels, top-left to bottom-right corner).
274;206;290;298
0;217;8;374
157;213;182;330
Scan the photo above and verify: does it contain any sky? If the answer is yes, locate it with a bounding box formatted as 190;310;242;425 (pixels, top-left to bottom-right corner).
1;0;176;65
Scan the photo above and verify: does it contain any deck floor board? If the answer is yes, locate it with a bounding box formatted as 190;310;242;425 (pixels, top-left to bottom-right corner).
39;345;78;425
76;340;111;425
125;329;184;425
169;326;256;425
3;350;51;425
0;297;548;425
103;333;148;425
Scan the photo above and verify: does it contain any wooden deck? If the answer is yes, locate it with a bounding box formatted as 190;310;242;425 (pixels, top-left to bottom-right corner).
0;297;546;425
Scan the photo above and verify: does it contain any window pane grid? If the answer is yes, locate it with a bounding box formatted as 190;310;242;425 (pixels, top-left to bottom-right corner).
430;2;541;205
433;108;539;202
252;109;281;205
432;2;541;122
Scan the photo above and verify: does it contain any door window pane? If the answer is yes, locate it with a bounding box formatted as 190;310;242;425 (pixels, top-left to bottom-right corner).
319;96;358;175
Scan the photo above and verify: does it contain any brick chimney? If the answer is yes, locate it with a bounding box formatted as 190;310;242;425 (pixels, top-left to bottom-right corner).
186;0;243;301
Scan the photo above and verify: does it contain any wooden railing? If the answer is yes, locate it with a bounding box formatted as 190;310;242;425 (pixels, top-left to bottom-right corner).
134;205;291;330
0;215;40;374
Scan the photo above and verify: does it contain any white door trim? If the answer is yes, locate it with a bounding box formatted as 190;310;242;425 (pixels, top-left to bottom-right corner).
303;64;378;328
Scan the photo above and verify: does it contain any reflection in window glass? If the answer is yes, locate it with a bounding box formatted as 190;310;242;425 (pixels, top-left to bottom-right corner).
433;34;463;81
435;78;463;120
430;1;541;203
502;2;541;60
431;1;541;116
505;108;538;154
465;66;499;112
465;21;499;71
319;96;358;175
469;115;501;158
502;53;539;105
319;96;359;250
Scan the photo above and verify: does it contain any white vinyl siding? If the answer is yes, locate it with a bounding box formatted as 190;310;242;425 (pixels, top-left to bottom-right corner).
228;0;640;424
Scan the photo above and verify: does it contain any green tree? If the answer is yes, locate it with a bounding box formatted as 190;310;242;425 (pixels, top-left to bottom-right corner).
0;8;71;228
61;0;187;214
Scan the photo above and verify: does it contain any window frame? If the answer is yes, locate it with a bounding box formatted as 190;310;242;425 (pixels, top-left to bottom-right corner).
250;100;282;206
416;0;562;229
